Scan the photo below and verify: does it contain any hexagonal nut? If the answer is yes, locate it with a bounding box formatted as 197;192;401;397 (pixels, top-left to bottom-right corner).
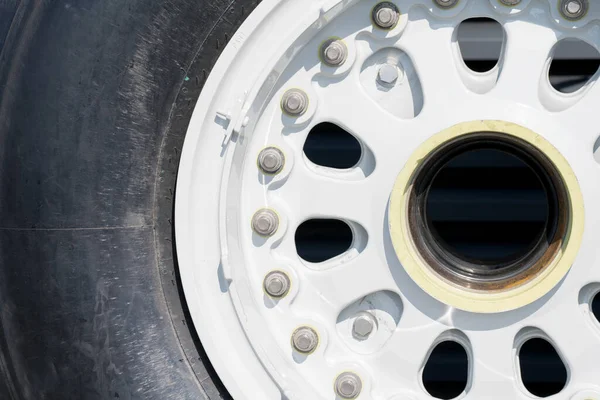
499;0;521;5
320;38;348;67
263;271;291;298
291;326;319;354
372;2;400;29
377;63;399;86
560;0;588;20
258;147;285;174
281;89;309;116
434;0;459;9
335;372;362;399
352;313;376;339
251;209;279;237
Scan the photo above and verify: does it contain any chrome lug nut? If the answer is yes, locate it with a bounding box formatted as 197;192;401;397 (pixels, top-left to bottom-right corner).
352;313;376;339
320;39;348;67
281;89;308;116
560;0;588;20
252;209;279;237
372;2;400;29
292;326;319;354
377;63;399;86
258;147;285;174
264;271;290;298
335;372;362;399
434;0;459;8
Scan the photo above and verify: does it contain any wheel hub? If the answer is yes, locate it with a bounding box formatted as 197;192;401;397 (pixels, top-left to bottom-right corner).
390;120;583;312
175;0;600;398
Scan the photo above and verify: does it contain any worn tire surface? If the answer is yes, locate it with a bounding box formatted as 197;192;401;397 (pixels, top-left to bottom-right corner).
0;0;259;398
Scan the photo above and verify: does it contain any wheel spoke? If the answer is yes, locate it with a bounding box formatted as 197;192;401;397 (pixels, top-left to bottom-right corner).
277;161;387;228
492;20;557;106
532;299;600;384
296;245;397;315
465;329;524;399
313;76;420;158
399;15;469;113
554;78;600;144
373;319;448;392
313;68;459;180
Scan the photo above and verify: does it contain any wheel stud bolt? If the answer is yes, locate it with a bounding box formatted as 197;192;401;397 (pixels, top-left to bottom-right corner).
377;63;399;86
292;326;318;353
352;313;376;339
252;209;279;237
264;271;290;298
372;2;399;29
258;147;284;174
567;0;581;13
321;39;347;67
281;89;308;116
560;0;587;20
335;372;362;399
434;0;459;8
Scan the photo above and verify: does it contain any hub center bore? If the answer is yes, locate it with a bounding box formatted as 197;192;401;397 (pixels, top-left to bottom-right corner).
407;132;569;291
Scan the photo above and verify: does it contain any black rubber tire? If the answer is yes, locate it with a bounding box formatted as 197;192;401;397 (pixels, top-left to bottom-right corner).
0;1;259;399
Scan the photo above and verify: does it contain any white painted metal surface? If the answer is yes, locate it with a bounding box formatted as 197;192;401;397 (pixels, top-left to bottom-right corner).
175;0;600;399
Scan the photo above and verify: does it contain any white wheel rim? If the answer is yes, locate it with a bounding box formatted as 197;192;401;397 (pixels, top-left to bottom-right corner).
175;1;600;399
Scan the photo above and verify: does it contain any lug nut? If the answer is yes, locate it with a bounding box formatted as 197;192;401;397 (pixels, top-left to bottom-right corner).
566;0;582;14
377;63;399;86
263;271;290;298
252;209;279;237
434;0;459;8
560;0;588;20
258;147;285;174
352;313;376;340
320;39;348;67
281;89;308;116
335;372;362;399
372;2;400;29
499;0;521;5
292;326;319;354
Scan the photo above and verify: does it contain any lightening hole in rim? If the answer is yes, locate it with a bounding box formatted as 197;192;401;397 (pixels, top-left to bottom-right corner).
549;38;600;94
422;341;469;400
295;219;353;263
303;123;362;169
592;292;600;323
593;135;600;165
457;18;504;73
519;338;567;397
